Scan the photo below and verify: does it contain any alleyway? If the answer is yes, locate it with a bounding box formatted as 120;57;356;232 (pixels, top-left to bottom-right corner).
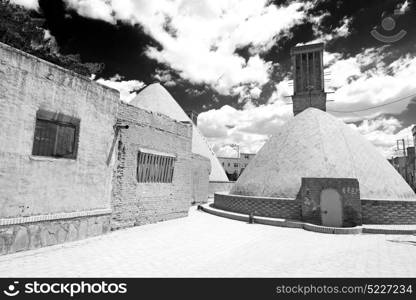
0;207;415;277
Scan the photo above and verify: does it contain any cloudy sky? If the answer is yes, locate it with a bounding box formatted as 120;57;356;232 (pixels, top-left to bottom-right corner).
12;0;416;158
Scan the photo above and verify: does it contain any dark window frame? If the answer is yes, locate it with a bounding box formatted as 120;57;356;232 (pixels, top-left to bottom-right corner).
32;109;80;159
137;151;176;183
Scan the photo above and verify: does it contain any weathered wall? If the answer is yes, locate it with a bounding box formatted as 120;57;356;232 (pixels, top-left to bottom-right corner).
0;213;110;255
214;193;301;220
0;43;118;254
299;178;362;227
111;103;195;230
362;200;416;224
190;154;211;205
0;42;118;219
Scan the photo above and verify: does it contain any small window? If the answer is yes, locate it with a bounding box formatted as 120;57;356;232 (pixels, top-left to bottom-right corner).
245;155;249;159
234;163;238;167
137;151;176;183
32;110;80;159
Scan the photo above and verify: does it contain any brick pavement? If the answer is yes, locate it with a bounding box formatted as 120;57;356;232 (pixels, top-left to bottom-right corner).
0;207;415;277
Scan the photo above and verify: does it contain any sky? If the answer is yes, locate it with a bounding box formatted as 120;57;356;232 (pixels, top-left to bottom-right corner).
11;0;416;158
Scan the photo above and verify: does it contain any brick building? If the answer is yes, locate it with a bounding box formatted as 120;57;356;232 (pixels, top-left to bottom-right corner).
0;42;210;255
111;102;210;230
389;145;416;192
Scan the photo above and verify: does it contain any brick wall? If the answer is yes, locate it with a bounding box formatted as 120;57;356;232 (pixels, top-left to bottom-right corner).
362;200;416;224
0;42;118;218
300;178;362;227
214;193;301;220
111;103;196;230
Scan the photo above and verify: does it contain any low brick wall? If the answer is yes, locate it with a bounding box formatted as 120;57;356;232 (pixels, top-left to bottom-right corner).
0;213;110;255
214;193;416;226
214;193;301;220
362;199;416;224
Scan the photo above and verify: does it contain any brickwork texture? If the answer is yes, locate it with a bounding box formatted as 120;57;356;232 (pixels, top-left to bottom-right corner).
362;200;416;224
111;103;210;230
214;193;301;220
300;178;362;227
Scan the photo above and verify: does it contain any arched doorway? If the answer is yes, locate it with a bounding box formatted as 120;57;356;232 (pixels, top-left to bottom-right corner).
320;188;343;227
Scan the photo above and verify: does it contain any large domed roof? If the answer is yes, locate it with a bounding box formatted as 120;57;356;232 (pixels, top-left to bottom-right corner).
130;83;229;182
231;108;416;201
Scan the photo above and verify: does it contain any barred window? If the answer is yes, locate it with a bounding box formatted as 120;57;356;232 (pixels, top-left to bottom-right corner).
137;150;176;183
32;110;80;159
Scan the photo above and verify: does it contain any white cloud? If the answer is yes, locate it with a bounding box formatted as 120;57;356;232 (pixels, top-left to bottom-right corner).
96;75;145;102
10;0;38;10
64;0;115;23
216;145;240;158
398;0;411;14
140;0;310;96
199;86;293;156
349;117;415;157
56;0;313;97
304;16;352;45
325;48;416;121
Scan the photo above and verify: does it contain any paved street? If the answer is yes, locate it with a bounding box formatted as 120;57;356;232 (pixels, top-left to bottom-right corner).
0;206;415;277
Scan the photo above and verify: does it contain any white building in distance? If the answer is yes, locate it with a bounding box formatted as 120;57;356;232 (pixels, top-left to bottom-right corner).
218;153;256;181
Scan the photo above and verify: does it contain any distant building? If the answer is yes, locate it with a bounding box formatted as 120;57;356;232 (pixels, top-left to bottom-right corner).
218;153;256;181
389;144;416;192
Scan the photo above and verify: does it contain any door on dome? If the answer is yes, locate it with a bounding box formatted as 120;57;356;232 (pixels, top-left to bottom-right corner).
320;188;343;227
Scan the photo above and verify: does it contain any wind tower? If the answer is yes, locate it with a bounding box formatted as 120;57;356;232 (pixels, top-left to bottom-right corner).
291;43;327;116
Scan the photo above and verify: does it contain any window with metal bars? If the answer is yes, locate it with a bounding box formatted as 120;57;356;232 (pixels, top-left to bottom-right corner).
32;110;80;159
137;151;176;183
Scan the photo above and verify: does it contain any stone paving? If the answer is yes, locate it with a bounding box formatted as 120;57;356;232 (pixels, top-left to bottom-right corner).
0;206;415;277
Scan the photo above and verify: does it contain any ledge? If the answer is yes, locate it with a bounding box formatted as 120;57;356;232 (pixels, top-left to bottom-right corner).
200;204;416;235
214;192;296;201
29;155;77;163
0;208;112;226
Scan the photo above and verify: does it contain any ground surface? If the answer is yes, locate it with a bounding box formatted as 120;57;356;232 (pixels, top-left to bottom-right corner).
0;207;415;277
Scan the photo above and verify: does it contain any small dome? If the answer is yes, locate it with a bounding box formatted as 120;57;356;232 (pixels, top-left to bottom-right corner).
231;108;416;201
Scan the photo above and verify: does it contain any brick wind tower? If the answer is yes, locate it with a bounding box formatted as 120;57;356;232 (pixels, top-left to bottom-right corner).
291;43;327;116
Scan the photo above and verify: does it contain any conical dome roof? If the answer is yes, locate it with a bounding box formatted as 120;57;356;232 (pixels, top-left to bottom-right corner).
130;83;229;182
231;108;416;201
